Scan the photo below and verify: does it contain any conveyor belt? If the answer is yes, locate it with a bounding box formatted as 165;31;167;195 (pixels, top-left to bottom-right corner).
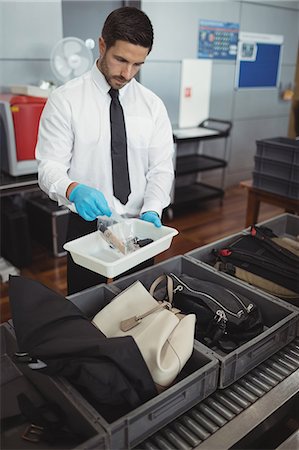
138;338;299;450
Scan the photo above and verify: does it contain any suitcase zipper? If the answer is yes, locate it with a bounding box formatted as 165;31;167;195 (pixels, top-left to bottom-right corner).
170;273;245;319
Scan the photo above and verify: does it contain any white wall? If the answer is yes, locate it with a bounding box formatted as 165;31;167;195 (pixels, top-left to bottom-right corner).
0;0;63;88
0;0;122;89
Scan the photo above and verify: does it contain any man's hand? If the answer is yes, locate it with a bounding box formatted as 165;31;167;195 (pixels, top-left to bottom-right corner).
140;211;161;228
69;184;111;221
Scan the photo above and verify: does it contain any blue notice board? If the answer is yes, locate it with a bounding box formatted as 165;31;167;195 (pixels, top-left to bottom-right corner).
236;32;283;89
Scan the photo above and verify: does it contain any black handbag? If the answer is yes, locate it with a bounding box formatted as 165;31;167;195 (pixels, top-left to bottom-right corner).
152;273;264;353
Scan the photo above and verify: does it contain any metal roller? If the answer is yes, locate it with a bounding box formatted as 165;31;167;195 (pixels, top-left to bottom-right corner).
172;421;202;447
212;391;244;414
258;362;286;382
287;346;299;359
143;440;159;450
232;383;258;403
238;378;266;397
280;349;299;366
266;359;292;377
251;368;279;387
152;434;174;450
223;388;251;409
162;428;192;450
288;340;299;355
205;397;236;420
181;415;211;440
244;373;273;392
190;409;219;434
197;403;228;427
272;355;298;372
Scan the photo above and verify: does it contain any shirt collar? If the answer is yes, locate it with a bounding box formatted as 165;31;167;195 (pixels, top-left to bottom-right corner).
91;60;131;98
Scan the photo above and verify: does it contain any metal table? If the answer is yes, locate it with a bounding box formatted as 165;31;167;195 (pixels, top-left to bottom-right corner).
0;171;38;196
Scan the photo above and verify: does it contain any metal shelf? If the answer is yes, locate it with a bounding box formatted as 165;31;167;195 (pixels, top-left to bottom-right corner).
174;183;224;206
171;118;232;213
176;155;227;176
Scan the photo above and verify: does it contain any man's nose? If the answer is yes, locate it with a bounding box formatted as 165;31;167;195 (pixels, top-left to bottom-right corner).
121;64;134;80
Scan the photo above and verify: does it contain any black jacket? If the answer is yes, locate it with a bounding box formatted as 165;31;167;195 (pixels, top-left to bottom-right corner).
9;275;157;422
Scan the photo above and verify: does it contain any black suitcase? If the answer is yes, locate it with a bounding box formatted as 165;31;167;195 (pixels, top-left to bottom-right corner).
0;195;32;267
26;192;70;257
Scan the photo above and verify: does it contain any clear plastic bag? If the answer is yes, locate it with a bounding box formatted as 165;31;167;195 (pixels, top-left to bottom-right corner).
97;209;155;256
97;210;137;256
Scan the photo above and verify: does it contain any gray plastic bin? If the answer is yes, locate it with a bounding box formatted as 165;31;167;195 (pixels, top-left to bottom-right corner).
66;283;219;450
1;322;108;450
255;137;299;164
254;155;299;182
186;231;245;268
110;256;299;389
185;213;299;305
253;136;299;199
186;213;299;267
255;212;299;237
5;284;218;449
252;171;299;199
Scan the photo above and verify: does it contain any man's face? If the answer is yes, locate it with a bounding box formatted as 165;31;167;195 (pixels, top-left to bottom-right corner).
98;38;149;89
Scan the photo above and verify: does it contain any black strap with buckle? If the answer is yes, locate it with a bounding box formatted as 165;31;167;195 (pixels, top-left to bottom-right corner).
22;423;44;443
18;393;80;444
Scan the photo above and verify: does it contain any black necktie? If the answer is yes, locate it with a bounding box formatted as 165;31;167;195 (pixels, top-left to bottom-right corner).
109;88;131;205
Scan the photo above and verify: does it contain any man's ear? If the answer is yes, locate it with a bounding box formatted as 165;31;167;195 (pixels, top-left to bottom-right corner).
99;37;106;57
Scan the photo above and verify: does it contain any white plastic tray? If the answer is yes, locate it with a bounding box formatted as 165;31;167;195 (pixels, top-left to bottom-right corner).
63;219;178;278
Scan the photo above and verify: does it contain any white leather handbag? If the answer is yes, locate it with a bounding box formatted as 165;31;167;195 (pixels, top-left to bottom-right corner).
92;278;196;389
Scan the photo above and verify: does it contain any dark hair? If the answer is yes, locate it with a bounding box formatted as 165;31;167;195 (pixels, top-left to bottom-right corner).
102;6;154;53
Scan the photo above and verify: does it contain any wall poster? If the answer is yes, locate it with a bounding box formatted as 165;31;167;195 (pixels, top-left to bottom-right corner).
198;19;239;60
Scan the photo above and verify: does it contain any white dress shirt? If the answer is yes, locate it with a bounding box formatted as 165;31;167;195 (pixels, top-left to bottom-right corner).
36;61;174;217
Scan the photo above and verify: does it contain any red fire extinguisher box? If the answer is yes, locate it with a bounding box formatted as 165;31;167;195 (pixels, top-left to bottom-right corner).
10;95;47;161
0;94;47;176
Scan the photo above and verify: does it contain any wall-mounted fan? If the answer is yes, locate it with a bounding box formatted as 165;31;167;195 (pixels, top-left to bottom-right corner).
50;37;94;84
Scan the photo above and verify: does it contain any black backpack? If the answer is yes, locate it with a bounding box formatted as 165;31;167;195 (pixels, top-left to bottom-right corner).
166;273;264;353
214;225;299;296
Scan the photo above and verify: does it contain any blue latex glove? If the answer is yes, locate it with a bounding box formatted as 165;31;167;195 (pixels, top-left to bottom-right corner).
140;211;162;228
69;184;111;221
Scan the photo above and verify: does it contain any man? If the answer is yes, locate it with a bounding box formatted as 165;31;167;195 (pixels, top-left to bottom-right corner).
36;6;174;294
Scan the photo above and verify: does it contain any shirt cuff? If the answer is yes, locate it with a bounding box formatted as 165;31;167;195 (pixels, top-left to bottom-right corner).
50;177;74;207
140;201;162;218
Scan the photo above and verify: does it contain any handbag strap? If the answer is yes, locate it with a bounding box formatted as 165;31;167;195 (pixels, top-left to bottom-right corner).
149;274;174;304
120;301;172;332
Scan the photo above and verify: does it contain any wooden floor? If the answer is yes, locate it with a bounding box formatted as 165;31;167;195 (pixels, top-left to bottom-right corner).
0;184;285;323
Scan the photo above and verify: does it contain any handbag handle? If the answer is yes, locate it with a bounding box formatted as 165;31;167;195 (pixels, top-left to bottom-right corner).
149;274;174;304
120;276;175;332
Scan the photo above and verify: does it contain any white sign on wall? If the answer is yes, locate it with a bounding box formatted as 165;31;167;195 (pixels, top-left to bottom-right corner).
178;59;212;128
